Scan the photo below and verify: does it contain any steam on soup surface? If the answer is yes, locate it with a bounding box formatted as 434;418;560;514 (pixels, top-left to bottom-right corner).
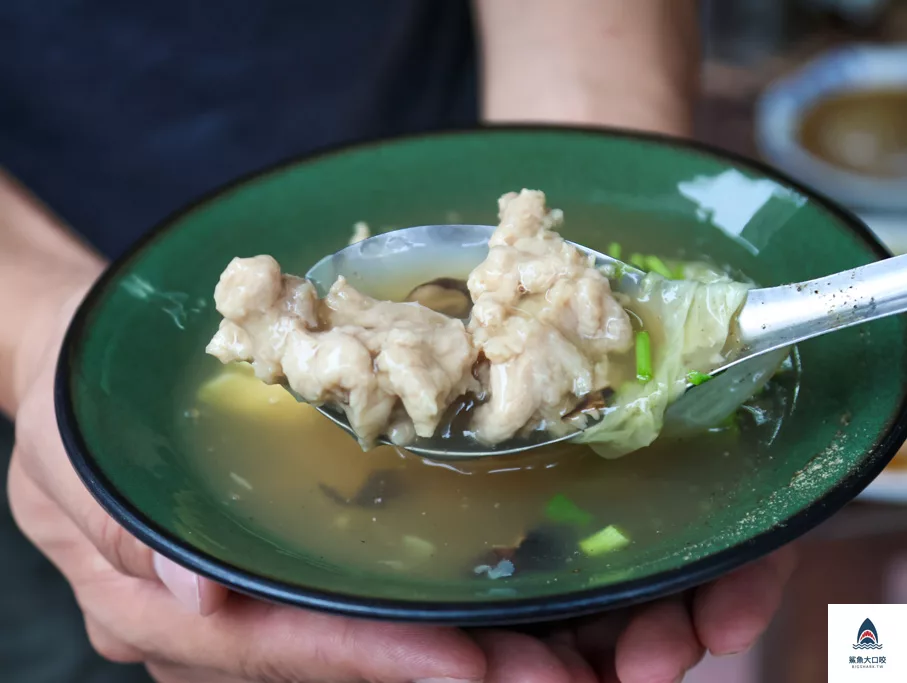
178;255;800;582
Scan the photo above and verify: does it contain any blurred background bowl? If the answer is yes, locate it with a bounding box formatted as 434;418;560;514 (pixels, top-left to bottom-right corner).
755;44;907;212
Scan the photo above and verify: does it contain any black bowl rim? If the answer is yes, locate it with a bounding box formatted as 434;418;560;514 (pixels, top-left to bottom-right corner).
55;124;907;625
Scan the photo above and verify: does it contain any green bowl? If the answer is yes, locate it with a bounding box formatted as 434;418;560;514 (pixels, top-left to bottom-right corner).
56;127;907;625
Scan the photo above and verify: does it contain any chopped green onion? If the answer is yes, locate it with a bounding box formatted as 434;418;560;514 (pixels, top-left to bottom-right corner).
629;253;646;270
607;242;622;260
635;331;652;383
644;255;673;279
609;263;626;280
546;494;593;526
672;264;687;280
687;371;712;386
579;525;630;556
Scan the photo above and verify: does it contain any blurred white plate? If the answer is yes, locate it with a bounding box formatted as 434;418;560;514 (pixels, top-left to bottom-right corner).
859;467;907;503
755;44;907;212
862;212;907;255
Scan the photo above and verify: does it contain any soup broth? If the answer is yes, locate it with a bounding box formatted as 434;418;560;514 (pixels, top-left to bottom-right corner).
179;345;799;583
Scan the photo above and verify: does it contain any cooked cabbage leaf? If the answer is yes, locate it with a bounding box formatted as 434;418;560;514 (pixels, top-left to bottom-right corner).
575;266;751;458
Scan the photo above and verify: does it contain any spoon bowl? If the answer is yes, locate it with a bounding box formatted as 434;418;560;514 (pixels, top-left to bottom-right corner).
303;224;642;458
304;223;907;459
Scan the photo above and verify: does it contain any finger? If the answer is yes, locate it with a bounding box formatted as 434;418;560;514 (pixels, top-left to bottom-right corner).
14;375;229;617
9;451;224;616
143;595;488;683
472;630;571;683
573;612;628;682
14;455;476;680
614;598;704;683
693;546;796;656
83;616;145;664
13;360;159;582
11;452;488;683
7;450;147;583
146;660;251;683
153;553;229;616
544;630;599;683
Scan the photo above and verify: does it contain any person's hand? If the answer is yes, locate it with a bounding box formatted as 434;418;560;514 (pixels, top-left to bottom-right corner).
539;545;796;682
8;275;794;683
9;280;609;683
5;203;794;683
9;283;795;683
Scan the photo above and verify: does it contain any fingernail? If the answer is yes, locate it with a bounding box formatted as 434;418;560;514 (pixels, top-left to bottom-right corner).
672;676;684;683
153;552;201;614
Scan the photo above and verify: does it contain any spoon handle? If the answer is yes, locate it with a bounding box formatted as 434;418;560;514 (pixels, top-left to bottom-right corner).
735;253;907;356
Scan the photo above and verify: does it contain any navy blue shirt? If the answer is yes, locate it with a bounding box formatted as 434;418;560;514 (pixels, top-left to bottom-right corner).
0;1;478;258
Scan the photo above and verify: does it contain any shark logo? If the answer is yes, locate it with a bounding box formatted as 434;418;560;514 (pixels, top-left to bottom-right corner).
853;618;883;650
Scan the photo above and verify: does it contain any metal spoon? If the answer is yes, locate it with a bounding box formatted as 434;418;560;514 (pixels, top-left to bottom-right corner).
301;224;907;458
